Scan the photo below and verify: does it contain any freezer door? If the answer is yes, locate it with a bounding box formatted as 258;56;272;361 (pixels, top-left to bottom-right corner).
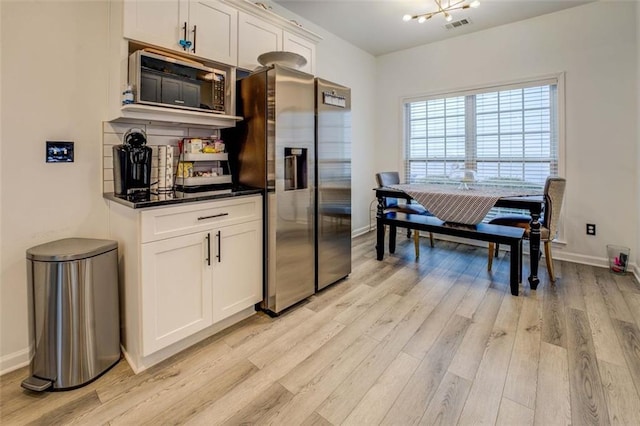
316;78;352;291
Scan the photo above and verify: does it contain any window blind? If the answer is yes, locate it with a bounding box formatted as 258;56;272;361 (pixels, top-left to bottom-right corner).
404;78;560;220
404;80;558;189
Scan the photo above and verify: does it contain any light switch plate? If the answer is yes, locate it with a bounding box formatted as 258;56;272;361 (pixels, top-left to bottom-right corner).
46;141;74;163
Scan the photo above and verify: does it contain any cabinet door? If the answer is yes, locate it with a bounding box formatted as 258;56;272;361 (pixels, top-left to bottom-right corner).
123;0;187;54
141;232;213;356
212;220;263;322
283;31;316;75
189;0;238;65
238;11;282;71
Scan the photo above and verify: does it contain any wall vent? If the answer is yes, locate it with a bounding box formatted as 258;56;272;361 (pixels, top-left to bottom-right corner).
445;18;471;30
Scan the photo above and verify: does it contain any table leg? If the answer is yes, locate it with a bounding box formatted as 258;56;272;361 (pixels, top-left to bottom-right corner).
389;226;397;253
376;220;385;260
510;240;521;296
376;196;385;261
528;211;541;290
519;239;523;284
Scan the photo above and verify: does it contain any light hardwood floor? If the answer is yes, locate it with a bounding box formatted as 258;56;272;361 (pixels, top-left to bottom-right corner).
3;232;640;425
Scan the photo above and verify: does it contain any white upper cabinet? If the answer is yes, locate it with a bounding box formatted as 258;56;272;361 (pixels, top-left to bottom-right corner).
123;0;185;53
190;0;238;65
237;11;282;72
236;6;320;74
120;0;320;72
123;0;238;65
283;30;315;75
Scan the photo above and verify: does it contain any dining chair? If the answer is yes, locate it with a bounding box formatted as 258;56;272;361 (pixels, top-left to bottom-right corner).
375;172;434;257
487;177;566;281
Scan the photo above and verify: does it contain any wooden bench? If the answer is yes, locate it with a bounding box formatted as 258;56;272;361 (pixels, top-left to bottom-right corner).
376;212;525;296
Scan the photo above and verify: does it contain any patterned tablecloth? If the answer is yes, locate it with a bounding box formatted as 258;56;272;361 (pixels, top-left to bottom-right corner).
390;183;542;225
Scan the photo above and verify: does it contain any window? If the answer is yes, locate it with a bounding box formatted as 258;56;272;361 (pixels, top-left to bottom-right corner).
404;78;560;189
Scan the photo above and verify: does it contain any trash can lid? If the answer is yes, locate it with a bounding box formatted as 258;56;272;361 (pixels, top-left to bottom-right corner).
27;238;117;262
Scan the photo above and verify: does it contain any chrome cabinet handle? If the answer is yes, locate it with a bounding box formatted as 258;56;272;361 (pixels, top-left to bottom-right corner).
205;233;211;266
216;230;221;263
197;213;229;221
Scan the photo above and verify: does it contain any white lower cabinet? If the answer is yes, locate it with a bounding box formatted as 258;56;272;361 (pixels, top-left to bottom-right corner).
141;231;213;356
109;195;263;372
211;221;262;322
141;219;262;356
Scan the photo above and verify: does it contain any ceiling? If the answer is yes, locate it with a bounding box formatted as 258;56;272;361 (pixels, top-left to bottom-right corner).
272;0;593;56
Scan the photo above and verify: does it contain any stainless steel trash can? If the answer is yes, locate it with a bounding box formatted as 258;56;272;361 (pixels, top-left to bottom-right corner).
21;238;120;391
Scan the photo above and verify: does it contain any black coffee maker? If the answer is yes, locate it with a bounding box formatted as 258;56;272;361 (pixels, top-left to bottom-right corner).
113;128;153;196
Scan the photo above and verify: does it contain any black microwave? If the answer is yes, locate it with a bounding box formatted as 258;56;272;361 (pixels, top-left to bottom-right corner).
128;50;227;114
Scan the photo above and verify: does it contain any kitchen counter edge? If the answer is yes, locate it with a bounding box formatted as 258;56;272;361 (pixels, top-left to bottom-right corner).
103;188;263;209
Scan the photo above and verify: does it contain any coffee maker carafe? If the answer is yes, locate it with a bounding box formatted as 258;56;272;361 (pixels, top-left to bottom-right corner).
113;128;153;196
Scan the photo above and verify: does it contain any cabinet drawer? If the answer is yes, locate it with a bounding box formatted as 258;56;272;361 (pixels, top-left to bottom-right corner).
141;195;262;243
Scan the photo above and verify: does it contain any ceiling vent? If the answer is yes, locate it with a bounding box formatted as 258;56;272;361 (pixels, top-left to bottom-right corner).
445;18;471;30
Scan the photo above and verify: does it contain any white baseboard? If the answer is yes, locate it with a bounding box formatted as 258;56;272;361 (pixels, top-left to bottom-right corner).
352;224;372;238
367;227;638;279
0;346;32;376
552;251;609;268
633;264;640;284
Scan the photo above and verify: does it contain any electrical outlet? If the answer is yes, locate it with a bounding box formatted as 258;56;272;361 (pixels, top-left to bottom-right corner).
586;223;596;236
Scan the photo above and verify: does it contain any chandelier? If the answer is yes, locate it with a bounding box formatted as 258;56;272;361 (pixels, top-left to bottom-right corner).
403;0;480;23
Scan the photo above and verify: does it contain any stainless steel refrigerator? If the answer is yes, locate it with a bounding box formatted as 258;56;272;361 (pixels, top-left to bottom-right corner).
230;67;351;314
232;65;316;314
315;78;351;291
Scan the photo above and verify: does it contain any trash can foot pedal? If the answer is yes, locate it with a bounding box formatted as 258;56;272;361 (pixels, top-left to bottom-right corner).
21;376;53;392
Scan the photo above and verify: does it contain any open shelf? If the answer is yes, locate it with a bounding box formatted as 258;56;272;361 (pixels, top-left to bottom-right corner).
182;153;228;162
112;104;243;129
175;175;232;186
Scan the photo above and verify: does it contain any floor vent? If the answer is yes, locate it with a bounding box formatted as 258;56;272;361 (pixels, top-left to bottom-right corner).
445;18;471;30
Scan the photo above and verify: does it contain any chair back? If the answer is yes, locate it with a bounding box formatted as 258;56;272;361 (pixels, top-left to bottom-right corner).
375;172;401;209
543;177;566;240
376;171;401;187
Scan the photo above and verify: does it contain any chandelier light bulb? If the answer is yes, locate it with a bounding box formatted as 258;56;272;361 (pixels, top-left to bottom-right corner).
403;14;413;21
445;12;453;22
418;16;427;23
470;0;480;8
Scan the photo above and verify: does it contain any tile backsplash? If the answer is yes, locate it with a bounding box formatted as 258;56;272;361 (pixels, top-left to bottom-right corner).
102;121;219;194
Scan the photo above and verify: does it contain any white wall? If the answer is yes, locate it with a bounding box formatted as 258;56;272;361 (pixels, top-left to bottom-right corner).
315;33;378;235
268;3;378;235
375;1;638;266
1;1;111;373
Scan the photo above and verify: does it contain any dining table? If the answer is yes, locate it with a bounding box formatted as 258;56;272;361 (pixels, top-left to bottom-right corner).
375;182;545;291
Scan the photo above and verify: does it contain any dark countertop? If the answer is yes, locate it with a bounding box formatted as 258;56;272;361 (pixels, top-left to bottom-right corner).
104;186;263;209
